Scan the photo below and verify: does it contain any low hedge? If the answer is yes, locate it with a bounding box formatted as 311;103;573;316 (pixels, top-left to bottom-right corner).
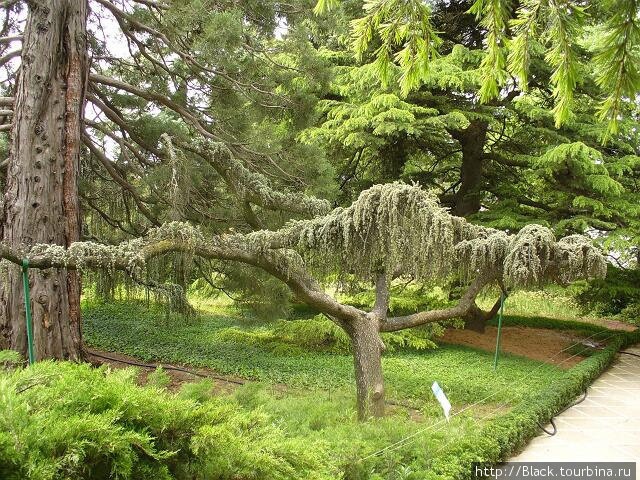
486;314;611;336
425;329;640;479
3;325;637;480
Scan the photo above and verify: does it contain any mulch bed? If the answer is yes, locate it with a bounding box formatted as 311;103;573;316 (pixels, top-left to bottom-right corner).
439;326;590;368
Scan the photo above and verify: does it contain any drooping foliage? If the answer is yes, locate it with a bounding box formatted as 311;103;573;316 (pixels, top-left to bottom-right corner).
303;0;640;274
10;182;604;295
317;0;640;135
592;0;640;133
254;183;606;287
348;0;441;96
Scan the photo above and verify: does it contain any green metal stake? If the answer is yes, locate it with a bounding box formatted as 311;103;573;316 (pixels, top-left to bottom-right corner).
493;292;505;371
21;258;35;365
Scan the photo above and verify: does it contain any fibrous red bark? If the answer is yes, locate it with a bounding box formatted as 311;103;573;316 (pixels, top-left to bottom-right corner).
0;0;88;360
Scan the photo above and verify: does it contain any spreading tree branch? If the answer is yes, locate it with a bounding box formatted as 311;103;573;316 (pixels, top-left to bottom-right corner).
0;184;606;333
175;137;331;217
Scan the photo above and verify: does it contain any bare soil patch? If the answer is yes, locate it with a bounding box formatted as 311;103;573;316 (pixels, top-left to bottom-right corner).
439;326;590;368
575;317;637;332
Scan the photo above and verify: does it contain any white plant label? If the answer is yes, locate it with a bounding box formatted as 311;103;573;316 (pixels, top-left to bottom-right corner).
431;381;451;421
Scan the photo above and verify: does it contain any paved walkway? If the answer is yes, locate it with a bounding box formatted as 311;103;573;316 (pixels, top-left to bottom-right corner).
511;345;640;477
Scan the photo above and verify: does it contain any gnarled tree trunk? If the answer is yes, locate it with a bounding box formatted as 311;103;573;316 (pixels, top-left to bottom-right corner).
350;316;385;420
0;0;88;360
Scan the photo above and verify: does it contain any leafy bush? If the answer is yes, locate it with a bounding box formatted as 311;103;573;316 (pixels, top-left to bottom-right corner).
198;314;446;356
0;349;22;368
273;315;353;353
0;356;331;480
270;314;450;354
147;366;171;389
618;302;640;323
575;266;640;323
343;284;452;316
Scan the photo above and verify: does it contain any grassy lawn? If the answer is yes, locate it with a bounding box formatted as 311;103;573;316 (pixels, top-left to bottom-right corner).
82;299;589;478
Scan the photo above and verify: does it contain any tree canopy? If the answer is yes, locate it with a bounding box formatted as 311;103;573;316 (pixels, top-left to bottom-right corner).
0;0;634;418
304;0;640;256
316;0;640;136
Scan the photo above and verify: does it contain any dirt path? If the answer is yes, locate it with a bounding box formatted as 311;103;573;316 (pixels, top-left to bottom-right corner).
439;326;592;368
85;349;245;393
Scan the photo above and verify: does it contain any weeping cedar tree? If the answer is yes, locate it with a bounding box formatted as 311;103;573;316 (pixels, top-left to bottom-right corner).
0;0;616;419
0;181;606;419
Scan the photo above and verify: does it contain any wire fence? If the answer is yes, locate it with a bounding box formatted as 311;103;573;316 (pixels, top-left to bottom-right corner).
359;328;624;463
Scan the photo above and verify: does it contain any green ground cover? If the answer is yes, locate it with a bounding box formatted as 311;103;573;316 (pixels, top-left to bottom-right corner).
77;299;631;479
83;301;562;404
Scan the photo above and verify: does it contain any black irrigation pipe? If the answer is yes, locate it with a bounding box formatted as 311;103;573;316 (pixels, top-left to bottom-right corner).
619;350;640;358
86;349;246;385
536;390;588;436
536;342;640;436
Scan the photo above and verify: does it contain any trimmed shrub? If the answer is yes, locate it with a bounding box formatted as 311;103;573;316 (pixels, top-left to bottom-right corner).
0;357;331;480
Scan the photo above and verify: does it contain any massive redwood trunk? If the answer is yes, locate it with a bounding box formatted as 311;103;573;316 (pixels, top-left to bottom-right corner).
0;0;88;360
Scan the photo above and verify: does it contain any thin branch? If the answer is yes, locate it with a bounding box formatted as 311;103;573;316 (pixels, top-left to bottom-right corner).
82;133;161;226
80;192;142;236
194;259;241;301
175;137;330;216
0;48;19;66
90;73;222;141
0;34;21;43
86;93;164;157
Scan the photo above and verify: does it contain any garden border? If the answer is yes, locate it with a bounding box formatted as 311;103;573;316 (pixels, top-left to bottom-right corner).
425;329;640;479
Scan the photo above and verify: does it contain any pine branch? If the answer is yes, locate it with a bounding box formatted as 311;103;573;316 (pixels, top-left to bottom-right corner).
469;0;512;102
507;0;545;89
176;137;331;217
350;0;440;94
380;270;497;331
0;185;606;328
545;0;584;127
594;0;640;138
89;74;222;142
